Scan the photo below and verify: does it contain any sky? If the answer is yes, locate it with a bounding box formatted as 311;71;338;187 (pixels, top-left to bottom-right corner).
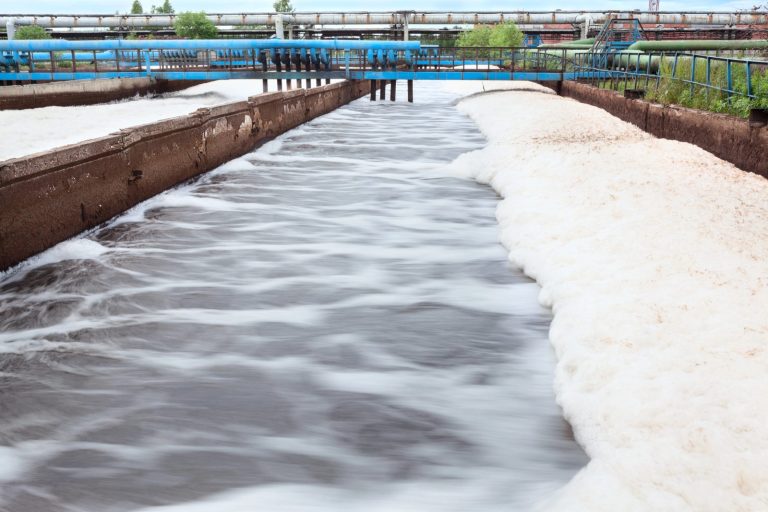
0;0;763;14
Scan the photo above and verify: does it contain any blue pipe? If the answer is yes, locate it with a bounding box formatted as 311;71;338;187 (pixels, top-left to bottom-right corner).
0;39;420;52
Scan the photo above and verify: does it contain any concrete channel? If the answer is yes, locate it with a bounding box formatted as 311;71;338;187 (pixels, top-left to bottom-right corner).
0;77;204;109
0;80;370;271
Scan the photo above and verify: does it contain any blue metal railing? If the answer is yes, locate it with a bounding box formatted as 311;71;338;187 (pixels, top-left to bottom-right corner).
0;40;578;83
573;50;768;102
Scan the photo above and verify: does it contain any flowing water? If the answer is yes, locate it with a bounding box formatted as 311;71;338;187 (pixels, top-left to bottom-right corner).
0;83;586;512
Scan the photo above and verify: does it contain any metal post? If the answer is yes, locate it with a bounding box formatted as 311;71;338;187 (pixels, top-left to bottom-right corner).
260;51;268;93
690;55;696;97
304;50;311;88
379;79;386;99
370;79;377;101
5;18;15;40
390;79;396;101
407;79;413;103
275;15;284;39
705;56;711;101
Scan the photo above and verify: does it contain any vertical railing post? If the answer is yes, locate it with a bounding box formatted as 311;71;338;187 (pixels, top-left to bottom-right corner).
726;59;732;100
690;54;696;98
705;56;711;101
746;60;752;98
344;49;350;80
656;53;663;92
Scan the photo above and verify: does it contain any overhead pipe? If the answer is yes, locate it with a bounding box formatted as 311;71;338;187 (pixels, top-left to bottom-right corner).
627;39;768;51
2;11;768;28
5;17;15;39
538;38;595;49
0;39;420;52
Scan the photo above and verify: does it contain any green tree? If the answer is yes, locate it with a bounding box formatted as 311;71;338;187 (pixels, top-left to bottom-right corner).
489;22;523;47
456;24;492;47
457;22;523;48
130;0;143;14
151;0;174;14
174;11;218;39
15;25;51;39
273;0;295;13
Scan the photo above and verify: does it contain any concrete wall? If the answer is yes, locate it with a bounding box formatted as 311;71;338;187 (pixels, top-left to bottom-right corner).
0;77;204;109
559;81;768;180
0;80;370;271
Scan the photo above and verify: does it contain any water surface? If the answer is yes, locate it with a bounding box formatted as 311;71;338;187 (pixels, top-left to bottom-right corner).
0;83;586;512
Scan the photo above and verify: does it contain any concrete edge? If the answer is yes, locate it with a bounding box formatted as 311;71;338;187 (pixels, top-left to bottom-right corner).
0;80;370;271
558;81;768;180
0;77;205;110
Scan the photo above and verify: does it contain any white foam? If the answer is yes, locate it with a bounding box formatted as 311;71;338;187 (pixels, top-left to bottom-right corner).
1;238;110;283
450;82;768;511
0;80;287;162
0;446;26;482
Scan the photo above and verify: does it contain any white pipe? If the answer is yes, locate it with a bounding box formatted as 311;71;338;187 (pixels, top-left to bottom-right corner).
5;17;15;40
1;11;767;28
275;15;284;39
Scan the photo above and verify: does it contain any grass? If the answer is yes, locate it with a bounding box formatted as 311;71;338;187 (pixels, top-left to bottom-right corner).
619;55;768;118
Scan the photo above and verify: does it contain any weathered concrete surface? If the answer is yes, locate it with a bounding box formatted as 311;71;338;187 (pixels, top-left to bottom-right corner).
0;77;204;109
559;81;768;180
0;80;370;271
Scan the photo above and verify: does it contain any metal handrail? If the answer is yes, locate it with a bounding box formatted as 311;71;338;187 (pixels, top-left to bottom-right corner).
573;50;768;101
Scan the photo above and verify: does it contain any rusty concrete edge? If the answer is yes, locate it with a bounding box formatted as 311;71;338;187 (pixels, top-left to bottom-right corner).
0;80;369;271
0;84;349;187
0;77;205;110
558;81;768;180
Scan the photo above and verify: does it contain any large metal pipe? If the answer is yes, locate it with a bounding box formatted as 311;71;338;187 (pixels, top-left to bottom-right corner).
0;39;420;52
5;17;15;39
1;11;767;28
627;39;768;51
538;38;595;49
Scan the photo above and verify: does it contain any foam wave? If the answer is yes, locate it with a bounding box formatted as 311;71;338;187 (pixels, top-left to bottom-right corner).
0;238;110;283
453;82;768;511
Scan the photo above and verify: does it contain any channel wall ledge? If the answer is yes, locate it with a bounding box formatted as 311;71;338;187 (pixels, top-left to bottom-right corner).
558;81;768;180
0;79;370;271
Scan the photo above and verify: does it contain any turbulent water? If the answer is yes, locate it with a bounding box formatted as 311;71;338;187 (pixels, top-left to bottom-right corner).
0;83;586;512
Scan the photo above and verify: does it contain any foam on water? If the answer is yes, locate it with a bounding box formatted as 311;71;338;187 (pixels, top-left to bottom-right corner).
0;80;322;162
448;81;768;511
0;82;586;512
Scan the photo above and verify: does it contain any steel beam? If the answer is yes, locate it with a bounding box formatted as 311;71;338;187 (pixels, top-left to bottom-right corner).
2;11;767;28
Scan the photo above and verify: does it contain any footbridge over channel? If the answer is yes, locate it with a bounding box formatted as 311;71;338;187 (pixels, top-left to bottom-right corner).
1;38;766;104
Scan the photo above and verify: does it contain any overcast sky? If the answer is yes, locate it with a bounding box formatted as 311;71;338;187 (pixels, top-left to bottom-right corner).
0;0;764;14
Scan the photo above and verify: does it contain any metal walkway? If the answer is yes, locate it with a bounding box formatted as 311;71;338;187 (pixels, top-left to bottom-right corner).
1;39;766;107
0;39;576;83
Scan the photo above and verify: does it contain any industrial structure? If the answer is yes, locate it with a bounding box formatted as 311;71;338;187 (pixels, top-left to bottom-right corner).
2;11;768;43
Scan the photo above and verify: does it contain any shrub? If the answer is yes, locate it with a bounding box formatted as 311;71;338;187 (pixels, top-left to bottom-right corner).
457;22;523;48
489;22;524;48
174;11;217;39
14;25;51;40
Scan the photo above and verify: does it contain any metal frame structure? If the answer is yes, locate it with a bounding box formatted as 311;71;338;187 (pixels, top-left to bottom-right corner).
2;11;768;28
574;50;768;101
1;38;766;109
0;39;575;83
